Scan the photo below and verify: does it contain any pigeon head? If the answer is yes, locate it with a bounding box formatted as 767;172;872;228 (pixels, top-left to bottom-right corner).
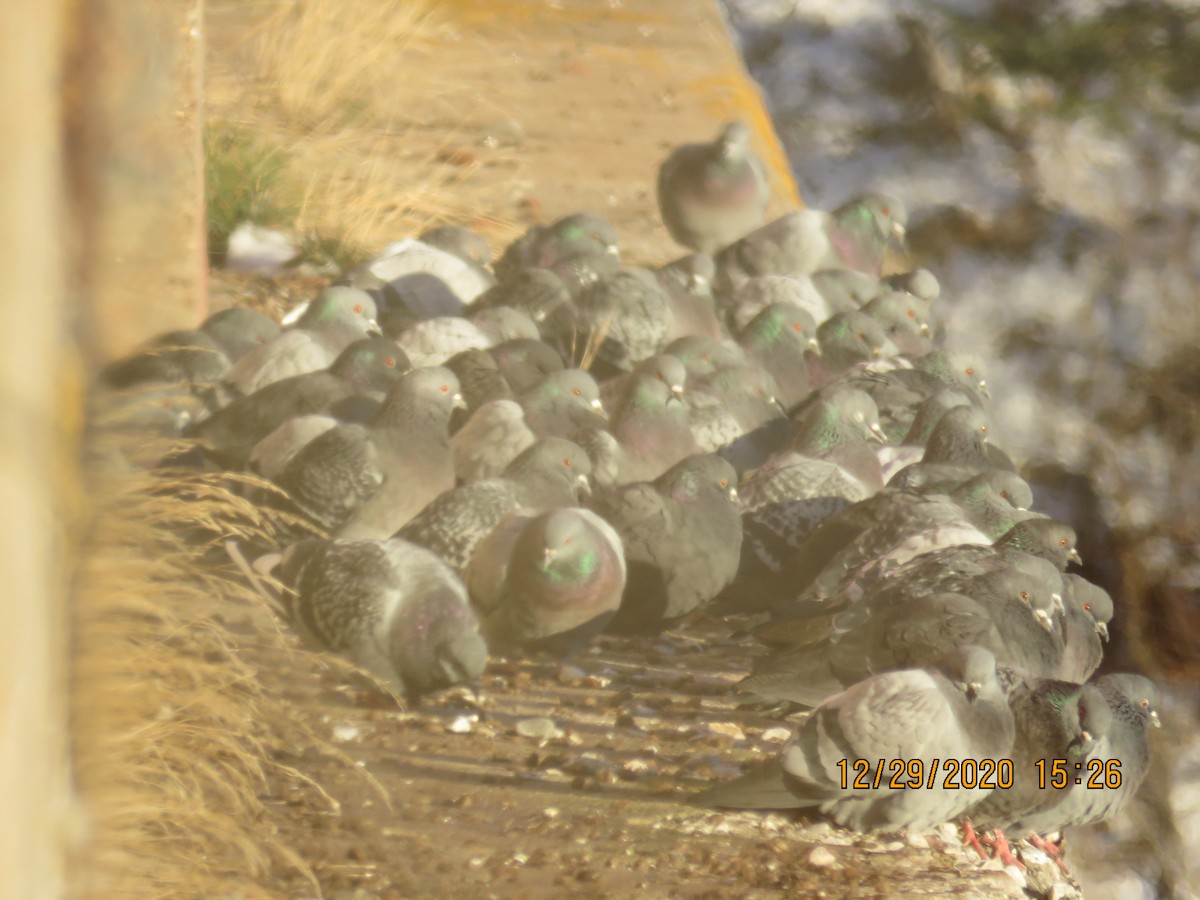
300;285;379;329
793;387;885;451
1062;575;1113;641
883;267;940;302
816;310;895;367
915;349;989;398
202;307;281;360
1068;685;1114;753
835;192;908;244
922;405;992;464
525;509;603;580
936;645;1001;703
419;224;491;266
543;213;619;262
664;252;716;292
901;389;975;446
507;437;593;499
1005;566;1063;632
1099;674;1161;729
660;453;738;505
997;519;1081;571
490;338;565;385
742;302;819;352
632;354;688;400
329;337;411;390
716;120;753;160
956;470;1033;513
860;290;934;353
395;593;488;697
664;335;744;379
528;368;605;416
375;366;465;426
470;306;540;344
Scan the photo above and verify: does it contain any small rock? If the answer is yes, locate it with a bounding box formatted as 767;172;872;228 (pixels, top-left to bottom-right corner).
516;717;563;740
697;721;745;742
557;664;587;684
224;222;297;273
906;831;929;849
622;758;654;776
760;727;792;744
448;715;476;734
331;723;360;742
1049;884;1081;900
543;808;560;819
808;846;837;868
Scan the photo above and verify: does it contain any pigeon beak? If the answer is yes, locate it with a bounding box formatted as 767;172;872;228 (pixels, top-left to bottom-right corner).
771;397;788;416
868;422;888;444
281;301;310;326
728;487;740;505
366;320;383;337
590;397;607;419
977;379;990;398
965;682;980;702
806;337;821;352
871;346;885;359
1150;710;1162;728
1068;547;1083;565
670;384;685;400
605;244;620;256
1051;592;1065;615
891;221;907;240
543;546;558;565
533;309;547;323
1034;609;1054;632
919;322;931;336
575;473;592;497
451;392;467;410
1096;622;1109;642
1078;729;1093;746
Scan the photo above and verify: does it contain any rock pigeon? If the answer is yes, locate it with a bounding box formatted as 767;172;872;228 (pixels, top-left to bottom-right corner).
223;287;380;397
99;307;281;392
396;437;592;569
274;367;463;537
494;213;619;283
264;537;487;700
859;291;934;357
392;316;493;367
656;121;770;254
570;266;671;373
715;193;908;293
445;348;514;421
591;453;742;634
807;310;898;388
488;339;566;394
1056;574;1112;683
451;399;538;483
737;302;820;409
517;368;606;440
474;267;574;328
655;252;723;340
190;337;408;469
418;224;492;269
465;507;626;655
701;646;1015;833
605;371;701;485
357;237;494;320
727;274;842;333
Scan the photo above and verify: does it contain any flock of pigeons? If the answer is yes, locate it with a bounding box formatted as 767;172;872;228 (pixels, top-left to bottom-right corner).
97;120;1159;867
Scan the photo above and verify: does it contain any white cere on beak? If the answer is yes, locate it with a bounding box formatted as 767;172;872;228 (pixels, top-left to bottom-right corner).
892;221;907;239
1097;622;1109;641
452;392;467;410
868;422;888;443
605;244;619;256
1034;609;1053;631
576;473;591;495
1150;710;1162;728
728;487;739;504
1068;547;1083;565
1051;592;1065;614
281;301;310;326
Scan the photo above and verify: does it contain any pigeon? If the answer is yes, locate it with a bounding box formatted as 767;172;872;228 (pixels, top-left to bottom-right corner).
715;193;908;293
887;405;1002;492
397;437;592;569
599;353;688;413
859;291;934;357
274;367;464;537
445;348;514;421
740;561;1067;709
465;507;626;655
655;252;723;340
451;399;538;483
727;274;842;333
494;213;619;284
845;350;990;435
468;305;541;344
883;268;940;303
392;316;493;367
418;224;492;269
873;388;979;474
591;454;742;634
807;310;898;388
606;372;701;485
810;269;886;312
488;339;566;394
223;287;380;397
517;369;606;440
664;335;748;380
355;237;494;320
656;121;770;254
701;646;1015;833
1056;574;1112;683
190;337;408;469
475;268;573;328
736;388;886;579
263;537;487;700
99;307;281;392
737;302;820;409
570;266;671;373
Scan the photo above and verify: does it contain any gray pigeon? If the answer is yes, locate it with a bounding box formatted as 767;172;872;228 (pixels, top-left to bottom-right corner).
488;339;565;394
571;266;671;373
475;266;573;326
727;274;842;333
887;405;1005;492
883;268;940;303
223;287;380;397
419;224;492;269
1056;574;1112;683
466;507;626;655
396;437;592;569
701;647;1015;833
445;348;514;421
738;302;820;409
451;399;537;483
807;310;899;388
274;367;464;537
656;121;770;255
606;372;701;485
591;454;742;634
393;316;492;367
860;291;934;357
263;537;487;700
715;193;908;293
599;353;688;413
469;305;541;344
517;368;607;440
190;337;408;469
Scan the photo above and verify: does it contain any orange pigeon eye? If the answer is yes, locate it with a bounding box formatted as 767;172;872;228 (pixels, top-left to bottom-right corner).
562;457;571;467
1020;591;1030;602
440;384;450;393
1000;490;1009;499
965;367;975;376
980;425;988;435
384;356;396;368
353;304;364;314
1140;699;1150;708
792;322;804;332
906;308;916;318
572;387;582;397
1083;603;1092;612
881;205;890;217
719;478;729;488
1059;538;1068;547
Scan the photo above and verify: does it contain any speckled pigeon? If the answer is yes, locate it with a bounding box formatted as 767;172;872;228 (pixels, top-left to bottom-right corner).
261;537;487;700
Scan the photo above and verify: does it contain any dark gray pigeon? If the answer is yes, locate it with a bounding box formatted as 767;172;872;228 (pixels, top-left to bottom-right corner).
396;437;592;569
737;302;820;409
517;368;607;440
494;213;619;283
571;266;671;373
274;367;464;538
701;647;1015;833
655;252;723;340
488;339;565;394
262;537;487;700
591;454;742;634
656;121;770;255
190;337;408;469
474;267;574;328
606;372;701;485
451;399;537;484
465;507;626;655
445;348;514;425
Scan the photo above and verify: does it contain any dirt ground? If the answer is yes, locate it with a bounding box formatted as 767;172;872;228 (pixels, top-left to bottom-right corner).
84;1;1077;896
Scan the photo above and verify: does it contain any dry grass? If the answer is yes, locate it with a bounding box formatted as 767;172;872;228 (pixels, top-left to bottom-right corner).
67;455;320;897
